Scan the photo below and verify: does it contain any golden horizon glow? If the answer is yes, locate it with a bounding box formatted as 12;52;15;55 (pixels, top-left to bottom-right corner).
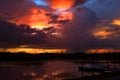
0;48;66;54
112;19;120;26
86;49;120;53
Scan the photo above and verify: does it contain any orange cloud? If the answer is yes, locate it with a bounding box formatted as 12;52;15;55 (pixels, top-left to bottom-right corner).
9;7;73;30
94;30;112;39
86;49;120;53
112;19;120;26
28;8;51;29
93;26;113;39
47;0;74;10
9;8;52;29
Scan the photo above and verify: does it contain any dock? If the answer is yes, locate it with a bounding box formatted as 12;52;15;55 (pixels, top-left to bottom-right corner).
64;60;120;80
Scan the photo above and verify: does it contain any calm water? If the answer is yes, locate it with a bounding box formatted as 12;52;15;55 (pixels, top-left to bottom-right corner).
0;60;120;80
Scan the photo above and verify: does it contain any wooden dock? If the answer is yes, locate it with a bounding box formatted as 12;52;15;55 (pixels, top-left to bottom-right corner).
79;66;120;73
64;61;120;80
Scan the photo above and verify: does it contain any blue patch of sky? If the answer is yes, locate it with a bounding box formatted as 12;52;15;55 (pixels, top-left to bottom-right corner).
84;0;96;7
33;0;48;6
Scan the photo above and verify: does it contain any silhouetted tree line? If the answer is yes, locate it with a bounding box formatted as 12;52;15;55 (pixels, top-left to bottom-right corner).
0;52;120;61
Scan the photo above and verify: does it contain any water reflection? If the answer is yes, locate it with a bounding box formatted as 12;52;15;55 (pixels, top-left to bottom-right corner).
0;60;119;80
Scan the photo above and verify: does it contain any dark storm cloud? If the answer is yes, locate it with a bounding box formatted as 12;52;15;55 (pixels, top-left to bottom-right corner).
0;20;46;48
92;23;120;48
0;0;51;22
51;6;120;52
73;0;88;7
0;0;119;52
45;13;71;25
44;7;99;52
86;0;120;19
42;27;56;34
0;0;35;20
82;0;120;49
49;19;70;25
59;7;98;52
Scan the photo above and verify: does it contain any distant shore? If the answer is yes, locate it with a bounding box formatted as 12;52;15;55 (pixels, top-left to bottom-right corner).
0;52;120;61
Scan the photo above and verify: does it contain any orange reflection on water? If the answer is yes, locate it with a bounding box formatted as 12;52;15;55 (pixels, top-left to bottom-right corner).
0;48;66;54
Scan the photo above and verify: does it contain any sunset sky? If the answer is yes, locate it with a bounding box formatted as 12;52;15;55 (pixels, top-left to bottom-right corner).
0;0;120;53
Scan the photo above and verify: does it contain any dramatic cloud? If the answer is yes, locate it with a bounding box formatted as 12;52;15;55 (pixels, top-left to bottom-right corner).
73;0;88;7
86;0;120;19
0;0;87;26
45;0;87;9
0;0;119;53
0;20;47;48
58;7;98;52
0;0;35;20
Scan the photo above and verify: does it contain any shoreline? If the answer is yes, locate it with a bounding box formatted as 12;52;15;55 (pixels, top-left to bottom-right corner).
0;52;120;61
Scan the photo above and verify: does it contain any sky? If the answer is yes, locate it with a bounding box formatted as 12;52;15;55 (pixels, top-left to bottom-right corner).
0;0;120;53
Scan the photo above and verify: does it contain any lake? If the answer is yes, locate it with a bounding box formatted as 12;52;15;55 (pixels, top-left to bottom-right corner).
0;60;120;80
